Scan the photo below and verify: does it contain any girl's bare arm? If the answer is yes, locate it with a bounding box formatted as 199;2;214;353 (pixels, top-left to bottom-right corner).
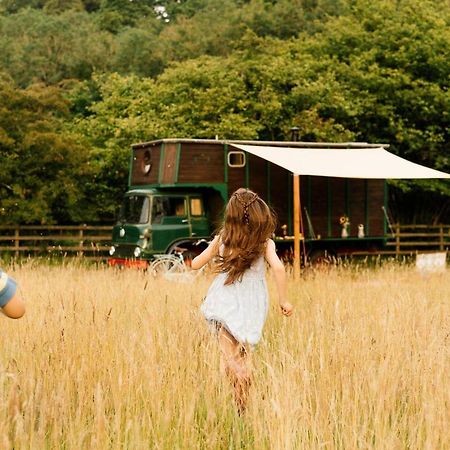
1;293;25;319
265;239;293;316
191;235;220;270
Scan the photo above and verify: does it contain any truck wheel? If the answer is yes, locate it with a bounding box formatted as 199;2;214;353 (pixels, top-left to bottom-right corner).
181;251;195;268
308;249;335;267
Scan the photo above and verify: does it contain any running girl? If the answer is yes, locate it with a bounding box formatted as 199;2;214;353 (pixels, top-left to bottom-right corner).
191;188;293;412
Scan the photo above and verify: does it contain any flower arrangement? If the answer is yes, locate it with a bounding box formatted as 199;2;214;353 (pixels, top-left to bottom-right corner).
339;215;350;238
339;215;350;227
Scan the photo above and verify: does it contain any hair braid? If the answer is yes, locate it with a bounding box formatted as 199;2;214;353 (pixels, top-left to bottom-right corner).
233;191;258;226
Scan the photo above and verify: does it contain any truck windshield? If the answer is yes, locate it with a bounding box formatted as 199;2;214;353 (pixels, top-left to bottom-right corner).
152;196;186;224
119;195;150;224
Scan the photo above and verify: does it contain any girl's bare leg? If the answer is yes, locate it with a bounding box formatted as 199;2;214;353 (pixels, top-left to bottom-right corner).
218;327;251;413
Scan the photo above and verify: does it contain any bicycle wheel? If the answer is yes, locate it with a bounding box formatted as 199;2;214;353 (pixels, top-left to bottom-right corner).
149;255;186;276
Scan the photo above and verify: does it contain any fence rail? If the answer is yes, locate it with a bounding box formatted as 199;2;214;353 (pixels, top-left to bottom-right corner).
0;224;448;260
385;224;450;255
0;225;112;258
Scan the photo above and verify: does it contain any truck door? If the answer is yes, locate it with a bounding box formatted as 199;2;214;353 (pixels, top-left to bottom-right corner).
189;197;209;238
151;196;190;252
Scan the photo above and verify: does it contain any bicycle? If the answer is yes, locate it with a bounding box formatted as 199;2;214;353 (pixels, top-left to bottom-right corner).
149;239;211;280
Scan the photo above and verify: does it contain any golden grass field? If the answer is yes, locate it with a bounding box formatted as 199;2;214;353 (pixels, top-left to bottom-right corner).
0;261;449;449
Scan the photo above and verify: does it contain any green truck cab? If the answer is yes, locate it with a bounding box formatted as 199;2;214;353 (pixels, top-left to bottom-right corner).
109;189;211;267
108;138;389;268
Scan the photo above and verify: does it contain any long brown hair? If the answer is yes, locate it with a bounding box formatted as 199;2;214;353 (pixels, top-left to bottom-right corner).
216;188;276;285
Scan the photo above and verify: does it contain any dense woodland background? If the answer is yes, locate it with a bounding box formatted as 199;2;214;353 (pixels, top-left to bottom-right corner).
0;0;449;225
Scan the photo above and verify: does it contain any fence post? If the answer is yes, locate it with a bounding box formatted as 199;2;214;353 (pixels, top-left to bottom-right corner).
395;223;401;257
14;226;20;259
439;225;444;251
79;226;84;256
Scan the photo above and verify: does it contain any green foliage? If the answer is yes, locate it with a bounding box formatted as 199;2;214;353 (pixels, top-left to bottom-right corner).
75;37;356;143
297;0;450;203
0;10;114;86
0;0;449;224
112;26;165;78
0;75;96;224
96;0;157;32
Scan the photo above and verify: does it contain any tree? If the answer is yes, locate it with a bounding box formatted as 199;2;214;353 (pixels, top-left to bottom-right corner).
0;74;95;224
112;26;165;78
288;0;450;221
96;0;157;32
0;10;114;86
1;0;449;224
0;0;102;14
74;40;356;144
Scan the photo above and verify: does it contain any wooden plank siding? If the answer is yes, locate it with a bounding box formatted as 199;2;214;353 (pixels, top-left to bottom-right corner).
367;180;385;236
348;179;367;238
305;176;329;239
227;165;246;197
248;153;268;201
178;143;224;184
160;143;178;184
330;178;347;238
131;145;161;185
269;163;290;234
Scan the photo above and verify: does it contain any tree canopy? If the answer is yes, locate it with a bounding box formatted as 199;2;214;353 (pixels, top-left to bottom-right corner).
0;0;449;224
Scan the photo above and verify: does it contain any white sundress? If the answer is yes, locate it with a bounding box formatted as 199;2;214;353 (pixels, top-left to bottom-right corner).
200;255;269;346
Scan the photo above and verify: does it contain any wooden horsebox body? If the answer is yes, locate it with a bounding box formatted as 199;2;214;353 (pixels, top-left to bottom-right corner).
130;139;387;246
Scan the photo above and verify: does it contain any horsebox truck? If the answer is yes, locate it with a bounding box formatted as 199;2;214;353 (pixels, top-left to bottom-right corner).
107;138;395;268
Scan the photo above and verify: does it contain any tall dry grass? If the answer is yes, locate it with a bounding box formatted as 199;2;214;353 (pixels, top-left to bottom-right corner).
0;261;449;449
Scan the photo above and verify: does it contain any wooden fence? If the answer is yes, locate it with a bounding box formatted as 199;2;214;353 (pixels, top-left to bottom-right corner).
0;224;448;260
385;224;450;256
0;225;112;259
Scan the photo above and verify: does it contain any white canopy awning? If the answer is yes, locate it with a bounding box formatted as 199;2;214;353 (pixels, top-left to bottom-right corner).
231;144;450;179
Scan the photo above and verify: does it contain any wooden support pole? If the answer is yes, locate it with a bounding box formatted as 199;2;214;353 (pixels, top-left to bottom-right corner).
293;174;301;278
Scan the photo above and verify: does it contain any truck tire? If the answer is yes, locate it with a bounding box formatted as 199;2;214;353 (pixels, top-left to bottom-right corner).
308;249;336;267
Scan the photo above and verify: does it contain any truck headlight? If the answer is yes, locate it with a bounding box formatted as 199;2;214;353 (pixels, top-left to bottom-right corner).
134;247;142;258
109;246;116;256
